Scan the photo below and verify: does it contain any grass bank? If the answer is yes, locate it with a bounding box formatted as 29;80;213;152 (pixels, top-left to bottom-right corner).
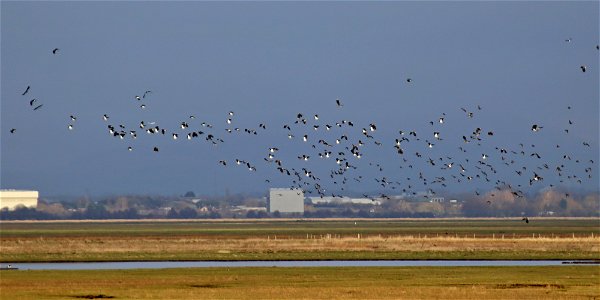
1;219;598;262
1;236;599;262
1;266;598;299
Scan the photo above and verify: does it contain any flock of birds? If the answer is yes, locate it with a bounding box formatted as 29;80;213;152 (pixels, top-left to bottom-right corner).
7;40;598;211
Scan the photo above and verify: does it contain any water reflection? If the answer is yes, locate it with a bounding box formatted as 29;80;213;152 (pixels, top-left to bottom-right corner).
2;260;597;270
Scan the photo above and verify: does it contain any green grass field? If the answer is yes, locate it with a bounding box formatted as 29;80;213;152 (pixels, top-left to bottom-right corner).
1;218;598;262
1;266;598;299
1;218;598;238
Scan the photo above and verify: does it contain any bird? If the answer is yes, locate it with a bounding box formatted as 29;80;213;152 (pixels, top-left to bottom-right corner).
68;124;74;130
140;104;146;109
52;48;59;54
153;147;159;152
22;86;30;96
33;104;43;111
103;114;109;121
531;124;542;132
70;115;77;121
580;65;586;72
10;128;16;134
29;99;37;106
522;217;529;224
143;90;152;98
336;98;343;107
406;78;412;83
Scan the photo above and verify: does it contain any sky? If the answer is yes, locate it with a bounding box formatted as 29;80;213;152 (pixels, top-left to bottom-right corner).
1;2;598;198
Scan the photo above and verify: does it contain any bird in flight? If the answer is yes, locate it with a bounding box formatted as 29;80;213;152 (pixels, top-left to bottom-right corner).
336;98;343;107
10;128;16;134
580;65;586;72
33;104;43;111
52;48;59;54
22;86;30;96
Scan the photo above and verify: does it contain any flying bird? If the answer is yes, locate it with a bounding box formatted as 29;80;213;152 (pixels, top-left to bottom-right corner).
52;48;59;54
10;128;16;134
580;65;586;72
33;104;43;111
22;86;30;96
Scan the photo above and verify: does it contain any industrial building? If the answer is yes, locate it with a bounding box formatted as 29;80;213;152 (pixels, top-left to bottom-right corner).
310;197;381;205
0;190;39;210
268;188;304;213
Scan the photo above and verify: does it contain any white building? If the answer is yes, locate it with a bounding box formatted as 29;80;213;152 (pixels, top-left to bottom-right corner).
268;188;304;213
429;197;445;203
310;197;381;205
0;190;39;210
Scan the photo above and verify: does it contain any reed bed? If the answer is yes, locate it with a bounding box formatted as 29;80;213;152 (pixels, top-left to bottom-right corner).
2;234;598;262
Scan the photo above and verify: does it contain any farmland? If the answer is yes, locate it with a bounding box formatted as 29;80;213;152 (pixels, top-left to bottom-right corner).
1;266;599;299
1;218;598;262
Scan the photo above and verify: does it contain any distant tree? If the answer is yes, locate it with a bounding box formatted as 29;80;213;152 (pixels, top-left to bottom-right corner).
84;202;109;219
0;207;53;220
357;210;370;218
559;198;568;210
208;211;221;219
256;211;268;218
167;208;179;218
118;208;139;219
178;207;198;219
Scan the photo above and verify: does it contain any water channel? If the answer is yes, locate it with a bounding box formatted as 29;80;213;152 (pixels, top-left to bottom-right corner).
2;260;597;271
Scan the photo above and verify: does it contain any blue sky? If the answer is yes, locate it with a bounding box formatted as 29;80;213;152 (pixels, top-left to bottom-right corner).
1;2;598;197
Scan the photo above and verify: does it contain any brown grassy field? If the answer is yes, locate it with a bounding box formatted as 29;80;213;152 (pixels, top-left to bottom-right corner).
2;235;599;262
1;266;598;299
1;218;599;262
